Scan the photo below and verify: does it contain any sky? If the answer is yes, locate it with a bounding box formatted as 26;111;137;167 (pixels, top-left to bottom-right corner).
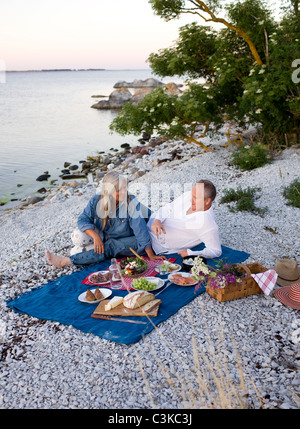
0;0;284;71
0;0;206;71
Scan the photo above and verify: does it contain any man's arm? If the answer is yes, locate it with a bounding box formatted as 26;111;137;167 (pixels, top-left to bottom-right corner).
178;228;222;259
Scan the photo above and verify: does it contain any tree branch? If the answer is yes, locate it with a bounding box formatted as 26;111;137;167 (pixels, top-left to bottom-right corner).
181;0;263;65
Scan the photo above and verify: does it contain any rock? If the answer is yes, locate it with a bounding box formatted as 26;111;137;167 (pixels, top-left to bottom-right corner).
131;146;149;156
68;180;80;188
95;170;105;179
64;162;71;168
69;165;79;171
37;187;47;193
140;148;149;156
120;143;130;149
81;162;92;172
136;170;146;178
147;139;163;148
91;88;132;109
142;132;151;141
36;174;50;182
113;78;164;88
130;88;152;105
59;173;87;180
102;156;112;165
26;196;44;205
165;82;182;95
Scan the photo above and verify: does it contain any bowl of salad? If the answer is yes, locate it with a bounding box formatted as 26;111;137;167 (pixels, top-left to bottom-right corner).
120;257;148;277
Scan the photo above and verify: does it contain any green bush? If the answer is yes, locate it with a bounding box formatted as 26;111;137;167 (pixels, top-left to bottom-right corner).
220;186;268;215
231;144;271;170
283;179;300;208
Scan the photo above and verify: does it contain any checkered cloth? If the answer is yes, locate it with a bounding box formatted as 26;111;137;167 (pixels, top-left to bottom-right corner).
81;257;176;291
251;269;278;296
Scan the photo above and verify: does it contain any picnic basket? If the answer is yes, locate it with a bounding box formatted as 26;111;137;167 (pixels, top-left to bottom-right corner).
206;262;267;302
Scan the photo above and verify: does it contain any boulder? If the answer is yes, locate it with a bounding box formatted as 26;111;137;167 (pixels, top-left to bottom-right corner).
37;187;47;193
142;132;151;140
81;161;92;171
36;174;50;182
59;173;87;180
113;78;164;88
91;88;132;109
120;143;130;149
130;88;152;105
165;82;182;95
26;196;44;205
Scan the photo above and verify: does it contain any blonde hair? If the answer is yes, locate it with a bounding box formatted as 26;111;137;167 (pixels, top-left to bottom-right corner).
96;171;128;230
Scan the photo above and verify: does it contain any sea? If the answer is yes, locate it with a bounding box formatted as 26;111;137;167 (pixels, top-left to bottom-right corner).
0;69;184;211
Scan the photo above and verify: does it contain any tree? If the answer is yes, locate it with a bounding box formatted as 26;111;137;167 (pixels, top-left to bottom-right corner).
149;0;265;64
110;0;300;149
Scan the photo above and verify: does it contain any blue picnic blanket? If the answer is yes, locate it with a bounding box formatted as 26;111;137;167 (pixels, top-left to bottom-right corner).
7;244;249;345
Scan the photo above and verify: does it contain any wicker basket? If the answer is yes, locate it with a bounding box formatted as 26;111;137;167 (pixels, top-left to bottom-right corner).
206;262;268;302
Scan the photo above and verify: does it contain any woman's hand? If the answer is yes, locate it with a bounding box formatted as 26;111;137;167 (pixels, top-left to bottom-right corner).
83;229;104;254
93;235;104;254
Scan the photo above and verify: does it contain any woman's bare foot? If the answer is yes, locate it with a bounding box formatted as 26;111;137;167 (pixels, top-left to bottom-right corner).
46;250;71;268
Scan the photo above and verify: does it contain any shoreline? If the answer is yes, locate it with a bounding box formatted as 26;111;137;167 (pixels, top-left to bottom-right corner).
0;130;299;409
0;127;212;215
0;136;151;213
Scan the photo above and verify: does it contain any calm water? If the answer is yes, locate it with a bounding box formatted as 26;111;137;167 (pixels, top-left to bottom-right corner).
0;69;182;209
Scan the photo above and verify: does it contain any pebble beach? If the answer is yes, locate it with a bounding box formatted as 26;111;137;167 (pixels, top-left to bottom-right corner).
0;130;299;410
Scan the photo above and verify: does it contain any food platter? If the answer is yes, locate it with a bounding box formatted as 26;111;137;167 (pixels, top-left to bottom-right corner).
155;262;181;274
168;271;198;286
88;270;110;285
120;257;148;278
131;277;165;292
78;288;112;304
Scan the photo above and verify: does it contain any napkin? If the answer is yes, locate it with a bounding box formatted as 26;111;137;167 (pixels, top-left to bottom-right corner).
251;269;278;296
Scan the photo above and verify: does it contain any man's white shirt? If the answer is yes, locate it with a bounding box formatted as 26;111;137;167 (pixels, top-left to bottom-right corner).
147;191;222;258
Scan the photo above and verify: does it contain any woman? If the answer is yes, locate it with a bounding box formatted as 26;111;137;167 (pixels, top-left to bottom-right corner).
46;171;165;268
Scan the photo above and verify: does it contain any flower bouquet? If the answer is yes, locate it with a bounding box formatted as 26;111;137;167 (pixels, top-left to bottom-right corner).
191;257;265;302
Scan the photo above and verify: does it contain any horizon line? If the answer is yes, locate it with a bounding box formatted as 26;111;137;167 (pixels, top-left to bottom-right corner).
6;67;152;73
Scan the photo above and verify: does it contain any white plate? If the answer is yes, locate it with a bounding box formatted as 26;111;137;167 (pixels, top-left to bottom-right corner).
168;271;198;286
88;270;110;285
131;276;165;292
155;263;181;274
78;288;112;304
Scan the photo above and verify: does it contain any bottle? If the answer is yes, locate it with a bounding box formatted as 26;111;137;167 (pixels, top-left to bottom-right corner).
109;258;122;290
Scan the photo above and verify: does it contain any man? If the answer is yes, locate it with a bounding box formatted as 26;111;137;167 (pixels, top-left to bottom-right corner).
147;180;222;259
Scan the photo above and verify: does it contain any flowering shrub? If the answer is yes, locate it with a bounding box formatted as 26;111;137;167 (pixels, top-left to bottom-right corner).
191;257;245;291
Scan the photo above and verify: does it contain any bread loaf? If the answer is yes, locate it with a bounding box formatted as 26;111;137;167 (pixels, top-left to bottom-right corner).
123;290;154;309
